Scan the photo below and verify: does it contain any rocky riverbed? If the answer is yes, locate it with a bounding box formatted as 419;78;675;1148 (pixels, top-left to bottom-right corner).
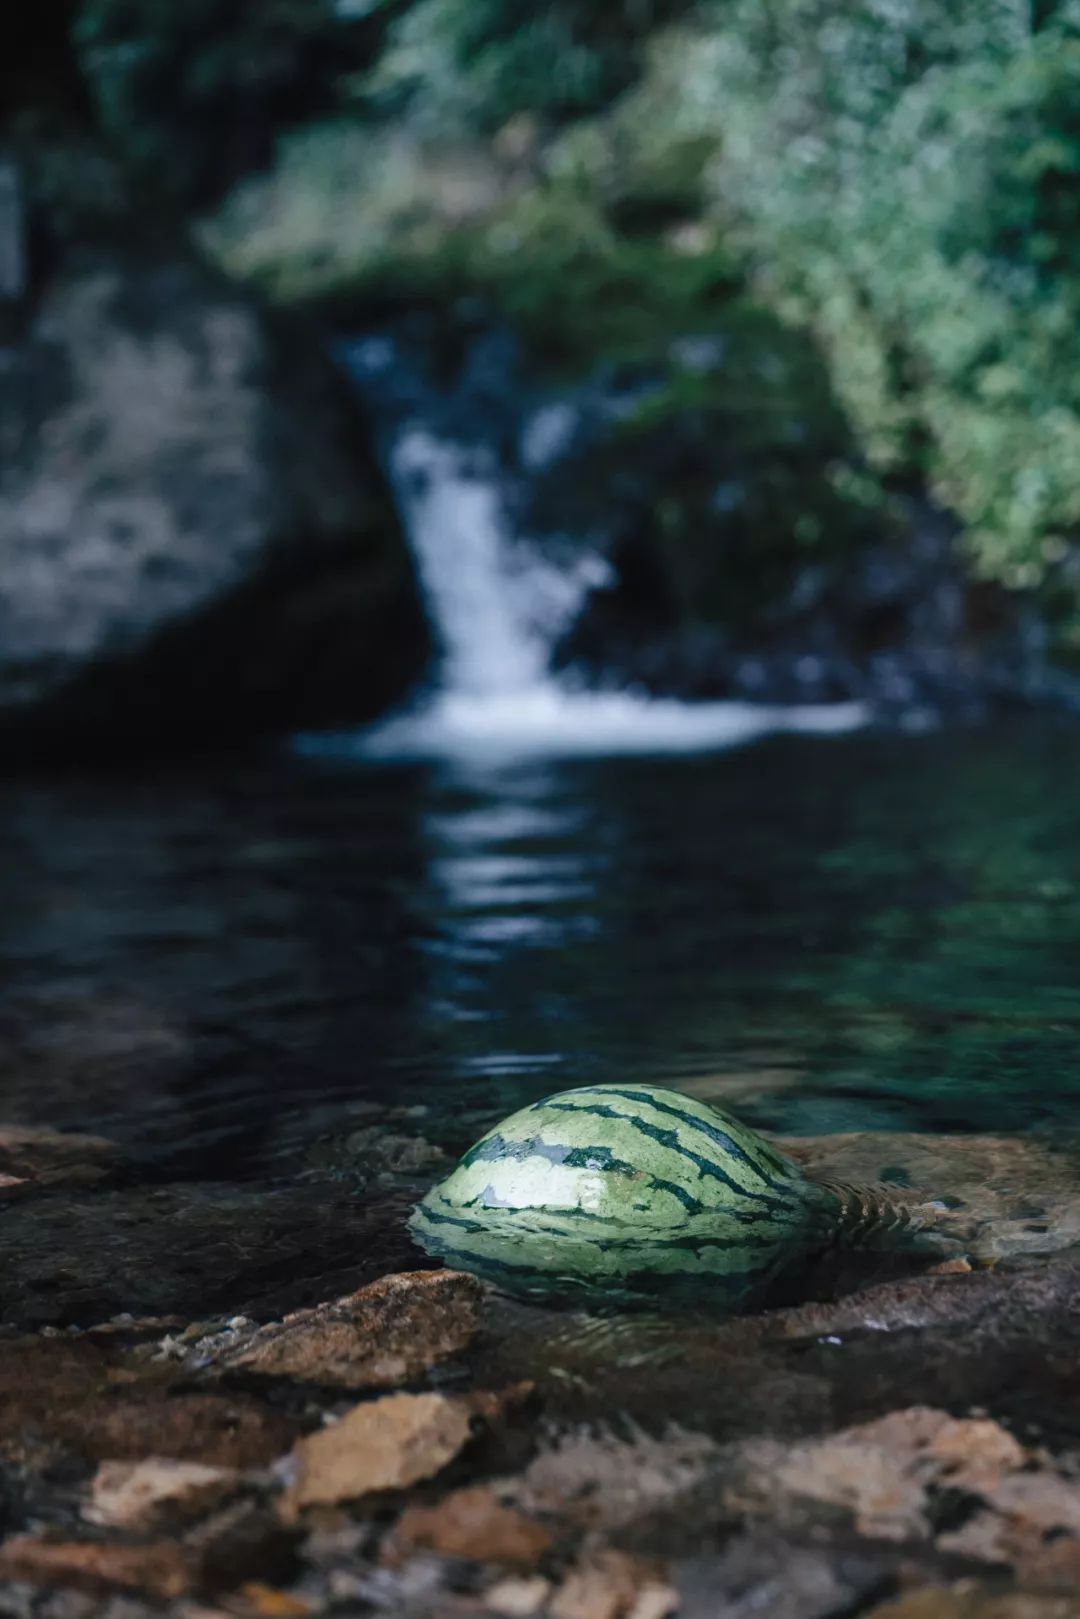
2;1109;1080;1619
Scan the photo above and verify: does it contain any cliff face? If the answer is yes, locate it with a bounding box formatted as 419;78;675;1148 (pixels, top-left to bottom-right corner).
0;253;427;761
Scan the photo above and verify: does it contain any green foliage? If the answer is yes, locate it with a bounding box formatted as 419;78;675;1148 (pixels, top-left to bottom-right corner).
365;0;697;131
207;79;731;363
681;1;1080;596
205;4;888;614
199;0;1080;627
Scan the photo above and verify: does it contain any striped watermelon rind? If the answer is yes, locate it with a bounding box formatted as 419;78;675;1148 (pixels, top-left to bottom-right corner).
408;1083;842;1301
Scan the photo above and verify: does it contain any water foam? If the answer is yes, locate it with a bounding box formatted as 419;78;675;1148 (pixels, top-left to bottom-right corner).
297;338;866;762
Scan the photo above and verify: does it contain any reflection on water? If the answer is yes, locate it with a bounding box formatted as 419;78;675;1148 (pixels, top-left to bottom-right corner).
3;724;1080;1180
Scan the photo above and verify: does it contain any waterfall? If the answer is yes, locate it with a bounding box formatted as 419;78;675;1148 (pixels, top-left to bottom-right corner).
297;335;865;760
383;422;606;701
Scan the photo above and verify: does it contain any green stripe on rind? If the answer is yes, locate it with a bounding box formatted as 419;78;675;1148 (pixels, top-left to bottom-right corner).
538;1084;798;1184
414;1196;781;1253
598;1087;795;1186
538;1099;793;1214
409;1204;788;1286
407;1225;769;1307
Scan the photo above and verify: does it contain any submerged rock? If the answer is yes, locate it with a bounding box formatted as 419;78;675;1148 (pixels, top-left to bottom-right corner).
781;1131;1080;1264
84;1458;241;1532
0;254;427;761
548;1547;675;1619
0;1534;194;1601
277;1391;475;1520
672;1538;892;1619
385;1485;554;1569
0;1123;121;1188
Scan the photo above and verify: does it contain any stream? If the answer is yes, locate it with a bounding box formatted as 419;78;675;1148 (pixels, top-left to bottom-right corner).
6;723;1080;1184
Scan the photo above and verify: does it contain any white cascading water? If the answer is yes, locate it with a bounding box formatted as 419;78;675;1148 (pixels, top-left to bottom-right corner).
299;338;865;760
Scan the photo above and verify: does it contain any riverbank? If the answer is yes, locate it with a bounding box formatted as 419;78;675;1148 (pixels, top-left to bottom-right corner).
1;1104;1079;1618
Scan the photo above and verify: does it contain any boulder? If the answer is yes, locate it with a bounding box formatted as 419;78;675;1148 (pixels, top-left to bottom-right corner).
0;252;428;762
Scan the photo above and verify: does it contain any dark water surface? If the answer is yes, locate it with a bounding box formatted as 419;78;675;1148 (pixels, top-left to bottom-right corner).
5;722;1080;1183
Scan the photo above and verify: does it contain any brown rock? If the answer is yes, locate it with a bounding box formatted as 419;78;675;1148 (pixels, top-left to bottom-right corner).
737;1407;1034;1542
550;1549;675;1619
485;1576;553;1616
0;1336;142;1466
463;1382;537;1423
85;1457;240;1530
929;1416;1027;1491
939;1471;1080;1586
77;1391;301;1468
0;1335;299;1470
214;1270;482;1389
387;1485;554;1568
0;1534;192;1599
0;1124;121;1187
766;1436;929;1542
278;1391;474;1521
234;1585;313;1617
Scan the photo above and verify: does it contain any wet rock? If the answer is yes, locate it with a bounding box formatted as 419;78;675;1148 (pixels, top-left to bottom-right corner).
86;1316;190;1343
938;1472;1080;1588
84;1458;241;1531
549;1548;675;1619
674;1537;892;1619
185;1499;300;1592
278;1392;475;1521
76;1391;302;1470
781;1131;1080;1263
313;1123;450;1187
731;1407;1038;1541
735;1409;942;1540
0;254;426;761
927;1415;1029;1491
0;1338;302;1469
386;1486;554;1568
0;1535;193;1600
484;1575;553;1616
724;1403;1080;1590
512;1429;719;1535
206;1270;482;1389
0;1125;121;1188
316;1549;452;1612
0;1337;137;1465
231;1585;314;1618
